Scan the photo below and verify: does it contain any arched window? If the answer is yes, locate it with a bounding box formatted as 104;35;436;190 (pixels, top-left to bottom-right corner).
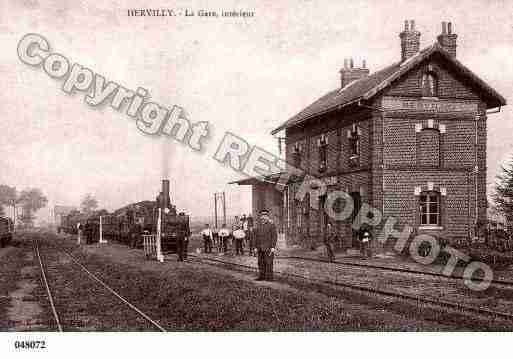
421;72;438;97
419;191;440;226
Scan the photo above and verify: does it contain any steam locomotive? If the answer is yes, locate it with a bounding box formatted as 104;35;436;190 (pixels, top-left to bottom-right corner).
0;216;14;248
60;179;190;253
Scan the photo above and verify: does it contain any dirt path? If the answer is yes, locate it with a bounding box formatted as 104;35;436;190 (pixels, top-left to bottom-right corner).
0;243;47;331
6;251;45;331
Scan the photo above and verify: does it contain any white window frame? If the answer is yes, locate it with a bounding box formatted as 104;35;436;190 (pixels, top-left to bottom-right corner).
419;191;441;228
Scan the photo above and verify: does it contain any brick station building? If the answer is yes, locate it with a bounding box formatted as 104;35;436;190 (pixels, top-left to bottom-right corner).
235;20;506;251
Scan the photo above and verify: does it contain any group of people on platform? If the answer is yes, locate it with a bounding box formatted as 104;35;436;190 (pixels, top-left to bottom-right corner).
201;210;277;281
323;223;373;262
323;222;372;262
200;214;256;256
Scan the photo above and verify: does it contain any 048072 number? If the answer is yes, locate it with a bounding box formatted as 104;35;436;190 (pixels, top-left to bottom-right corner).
14;340;47;350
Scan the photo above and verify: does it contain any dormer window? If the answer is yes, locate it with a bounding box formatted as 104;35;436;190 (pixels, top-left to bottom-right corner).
292;143;302;168
317;134;328;172
421;72;438;97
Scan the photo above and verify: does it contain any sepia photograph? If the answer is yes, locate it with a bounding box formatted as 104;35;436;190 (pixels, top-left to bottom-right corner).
1;0;513;357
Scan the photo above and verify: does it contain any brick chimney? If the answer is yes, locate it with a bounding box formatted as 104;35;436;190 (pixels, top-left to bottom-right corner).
339;58;369;88
437;21;457;57
399;20;421;61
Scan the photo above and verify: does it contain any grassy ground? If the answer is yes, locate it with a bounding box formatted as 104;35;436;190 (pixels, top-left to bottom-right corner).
0;246;25;329
6;231;512;331
48;234;457;331
0;235;39;330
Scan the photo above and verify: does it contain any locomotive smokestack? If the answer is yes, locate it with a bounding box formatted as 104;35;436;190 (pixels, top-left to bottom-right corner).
162;179;170;209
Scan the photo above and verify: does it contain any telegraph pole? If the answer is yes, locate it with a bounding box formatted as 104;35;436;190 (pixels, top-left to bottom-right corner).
222;192;226;226
214;192;226;227
156;208;164;262
214;194;218;228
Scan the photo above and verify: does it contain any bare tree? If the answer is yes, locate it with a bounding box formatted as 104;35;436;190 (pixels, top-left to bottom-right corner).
81;193;98;214
494;156;513;233
17;188;48;227
0;185;18;220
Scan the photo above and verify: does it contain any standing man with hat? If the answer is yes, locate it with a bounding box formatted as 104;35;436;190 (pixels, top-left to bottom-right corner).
232;225;246;255
324;222;336;262
201;223;213;253
77;222;82;245
360;225;373;259
253;209;277;281
218;223;230;254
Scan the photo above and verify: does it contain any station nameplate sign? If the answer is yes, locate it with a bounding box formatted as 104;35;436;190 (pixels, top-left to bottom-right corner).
382;97;478;113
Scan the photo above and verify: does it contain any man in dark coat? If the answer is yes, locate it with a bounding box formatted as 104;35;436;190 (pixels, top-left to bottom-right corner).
324;222;336;262
84;221;93;245
201;223;213;253
246;215;255;256
253;209;277;281
176;214;191;261
359;225;373;259
176;233;185;261
129;222;142;249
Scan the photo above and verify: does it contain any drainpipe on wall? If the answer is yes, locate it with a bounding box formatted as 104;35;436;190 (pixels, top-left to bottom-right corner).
475;114;479;232
382;114;385;217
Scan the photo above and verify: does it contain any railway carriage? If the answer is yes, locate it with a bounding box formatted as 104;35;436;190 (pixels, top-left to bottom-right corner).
60;210;95;236
99;214;118;241
82;209;109;244
0;216;13;248
59;179;190;253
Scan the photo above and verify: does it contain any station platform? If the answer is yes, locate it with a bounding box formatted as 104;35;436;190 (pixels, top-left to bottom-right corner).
195;242;513;283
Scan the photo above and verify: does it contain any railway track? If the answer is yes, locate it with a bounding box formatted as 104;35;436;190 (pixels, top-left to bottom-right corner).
34;239;167;331
277;255;513;288
188;253;513;323
34;240;62;332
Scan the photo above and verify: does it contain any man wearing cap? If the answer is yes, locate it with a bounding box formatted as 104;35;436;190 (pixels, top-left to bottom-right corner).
212;226;220;252
246;215;255;256
360;226;372;259
201;223;213;253
253;209;277;281
232;225;246;255
218;224;230;253
324;222;336;262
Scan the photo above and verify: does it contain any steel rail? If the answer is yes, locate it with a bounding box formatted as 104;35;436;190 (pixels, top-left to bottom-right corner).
278;255;513;287
188;254;513;322
38;240;166;332
34;240;63;332
60;249;167;332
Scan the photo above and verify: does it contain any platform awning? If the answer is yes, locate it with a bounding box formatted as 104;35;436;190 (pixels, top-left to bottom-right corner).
229;172;302;186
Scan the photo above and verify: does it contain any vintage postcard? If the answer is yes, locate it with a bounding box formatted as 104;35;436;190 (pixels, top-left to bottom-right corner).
1;0;512;357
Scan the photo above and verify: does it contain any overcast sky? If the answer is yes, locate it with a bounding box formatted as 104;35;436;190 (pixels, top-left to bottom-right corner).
1;0;513;223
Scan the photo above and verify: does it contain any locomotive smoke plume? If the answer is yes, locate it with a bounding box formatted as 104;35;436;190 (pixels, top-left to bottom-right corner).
161;138;172;209
162;137;171;180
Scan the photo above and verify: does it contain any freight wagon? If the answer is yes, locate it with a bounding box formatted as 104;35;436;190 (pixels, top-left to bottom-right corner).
60;179;190;253
0;216;14;248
